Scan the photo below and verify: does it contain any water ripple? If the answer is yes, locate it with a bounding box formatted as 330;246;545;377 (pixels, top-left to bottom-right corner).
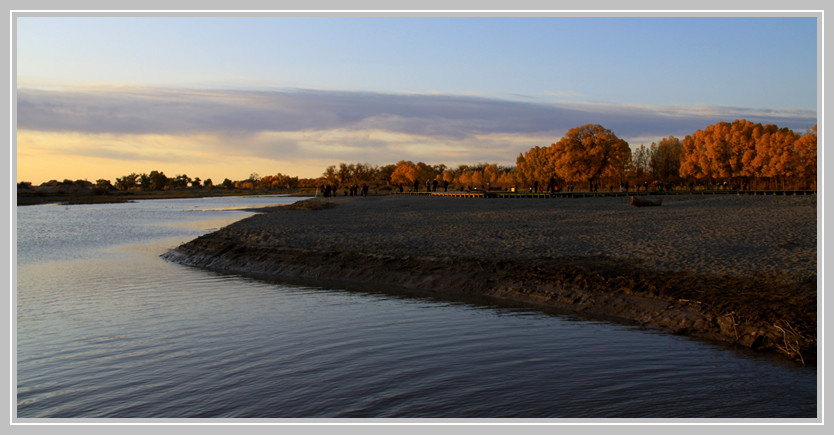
16;196;817;419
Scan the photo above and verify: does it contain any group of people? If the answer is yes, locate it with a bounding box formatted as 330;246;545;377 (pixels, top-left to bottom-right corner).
319;184;335;197
528;177;564;193
345;184;369;197
409;179;450;192
319;183;369;197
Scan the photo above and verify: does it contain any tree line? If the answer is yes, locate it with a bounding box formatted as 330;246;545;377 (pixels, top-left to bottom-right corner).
512;121;816;192
680;120;816;190
108;171;302;192
27;119;812;194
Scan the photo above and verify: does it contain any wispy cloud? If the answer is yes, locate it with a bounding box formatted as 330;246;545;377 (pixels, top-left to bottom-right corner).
18;85;816;140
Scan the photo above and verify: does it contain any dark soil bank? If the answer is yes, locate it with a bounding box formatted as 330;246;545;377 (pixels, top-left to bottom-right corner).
163;195;817;365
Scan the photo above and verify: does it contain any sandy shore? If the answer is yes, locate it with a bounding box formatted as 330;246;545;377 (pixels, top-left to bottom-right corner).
163;194;817;365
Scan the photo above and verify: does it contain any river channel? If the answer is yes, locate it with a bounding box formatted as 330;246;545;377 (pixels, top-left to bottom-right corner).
15;195;817;419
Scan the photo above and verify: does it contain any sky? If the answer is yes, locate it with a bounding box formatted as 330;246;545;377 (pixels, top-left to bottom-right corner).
15;14;819;184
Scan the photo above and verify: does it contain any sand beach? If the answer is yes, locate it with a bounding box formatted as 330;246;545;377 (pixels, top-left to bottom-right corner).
163;193;817;365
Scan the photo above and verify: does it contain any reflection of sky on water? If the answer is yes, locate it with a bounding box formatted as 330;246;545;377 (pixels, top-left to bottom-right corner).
15;194;817;418
15;195;307;265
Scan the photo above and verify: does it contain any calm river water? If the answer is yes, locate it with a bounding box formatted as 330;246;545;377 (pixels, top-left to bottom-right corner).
15;195;817;419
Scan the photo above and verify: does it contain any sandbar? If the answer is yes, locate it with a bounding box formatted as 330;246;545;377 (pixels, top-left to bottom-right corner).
163;194;817;365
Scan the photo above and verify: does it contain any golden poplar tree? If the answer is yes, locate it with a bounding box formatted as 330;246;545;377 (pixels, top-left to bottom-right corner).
680;133;708;180
794;125;817;188
702;121;735;179
767;128;801;188
680;119;808;188
514;146;554;188
390;160;419;185
549;124;630;186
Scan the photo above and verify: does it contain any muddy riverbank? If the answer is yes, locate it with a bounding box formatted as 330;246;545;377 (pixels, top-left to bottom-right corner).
163;194;817;365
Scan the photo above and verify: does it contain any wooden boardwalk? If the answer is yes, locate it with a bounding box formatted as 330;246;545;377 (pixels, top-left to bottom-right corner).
395;190;816;199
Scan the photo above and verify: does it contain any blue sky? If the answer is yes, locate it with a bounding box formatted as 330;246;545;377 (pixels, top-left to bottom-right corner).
16;15;819;183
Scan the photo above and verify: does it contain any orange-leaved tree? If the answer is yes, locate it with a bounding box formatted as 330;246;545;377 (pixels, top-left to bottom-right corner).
681;119;808;188
681;120;753;182
515;146;559;188
758;127;801;189
549;124;631;187
390;160;419;186
793;125;817;189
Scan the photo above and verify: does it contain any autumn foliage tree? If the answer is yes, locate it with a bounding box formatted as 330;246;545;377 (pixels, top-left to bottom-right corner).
390;160;419;186
100;120;814;195
385;161;450;188
793;125;817;188
515;146;556;188
550;124;631;188
446;163;513;190
680;119;812;189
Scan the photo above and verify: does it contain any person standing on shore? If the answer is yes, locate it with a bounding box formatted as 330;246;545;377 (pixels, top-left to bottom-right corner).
413;179;419;192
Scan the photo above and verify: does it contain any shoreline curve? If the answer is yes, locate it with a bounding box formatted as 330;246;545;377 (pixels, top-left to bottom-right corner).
162;194;817;365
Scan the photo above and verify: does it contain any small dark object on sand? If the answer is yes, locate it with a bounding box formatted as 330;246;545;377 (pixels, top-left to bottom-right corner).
630;196;662;207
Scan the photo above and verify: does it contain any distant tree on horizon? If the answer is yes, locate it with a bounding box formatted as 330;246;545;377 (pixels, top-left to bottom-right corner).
172;174;192;189
115;173;140;190
96;118;817;196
